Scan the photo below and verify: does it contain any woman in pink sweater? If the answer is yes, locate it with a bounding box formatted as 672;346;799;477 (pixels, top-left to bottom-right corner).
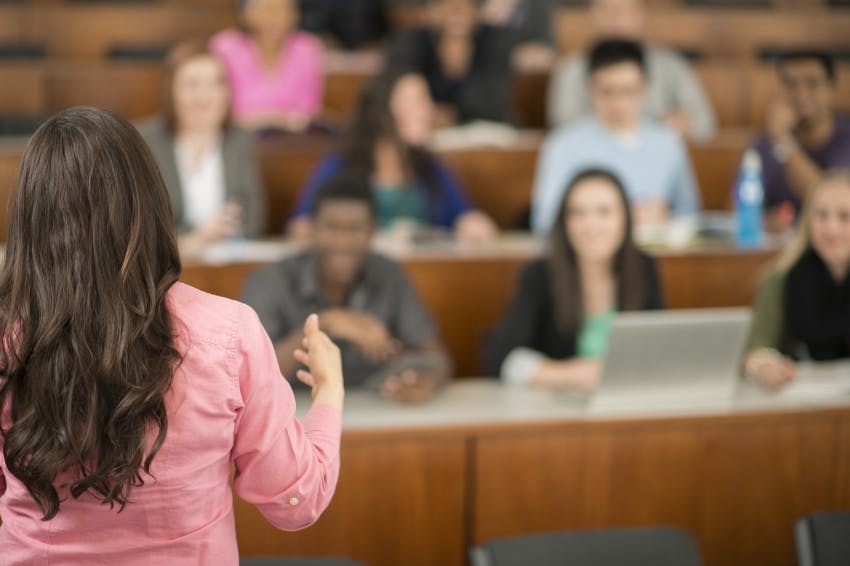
212;0;324;132
0;106;344;565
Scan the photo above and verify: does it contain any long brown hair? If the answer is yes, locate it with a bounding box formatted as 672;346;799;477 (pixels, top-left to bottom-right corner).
547;168;648;335
340;67;438;195
0;107;182;520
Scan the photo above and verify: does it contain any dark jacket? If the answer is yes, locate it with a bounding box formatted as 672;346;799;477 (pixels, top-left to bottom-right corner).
484;254;664;376
137;117;267;237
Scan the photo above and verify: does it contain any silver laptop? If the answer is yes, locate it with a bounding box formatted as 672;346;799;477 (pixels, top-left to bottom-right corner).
590;308;751;411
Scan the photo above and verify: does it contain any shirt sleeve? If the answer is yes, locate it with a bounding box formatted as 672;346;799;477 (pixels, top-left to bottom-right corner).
432;160;473;227
292;155;342;220
233;130;268;237
484;262;547;377
390;264;439;349
293;34;325;117
669;137;702;216
667;53;717;141
546;56;587;128
231;305;342;531
241;267;294;343
746;269;786;354
531;131;574;234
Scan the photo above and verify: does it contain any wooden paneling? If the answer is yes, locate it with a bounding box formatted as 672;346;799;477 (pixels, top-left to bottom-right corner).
472;409;850;566
234;435;468;566
552;9;850;57
0;64;47;116
47;62;164;120
656;249;774;309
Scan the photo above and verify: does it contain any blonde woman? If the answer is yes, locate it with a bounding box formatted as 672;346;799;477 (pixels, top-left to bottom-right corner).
743;170;850;389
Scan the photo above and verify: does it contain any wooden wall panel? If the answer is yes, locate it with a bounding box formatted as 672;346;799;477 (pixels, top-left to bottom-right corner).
234;436;468;566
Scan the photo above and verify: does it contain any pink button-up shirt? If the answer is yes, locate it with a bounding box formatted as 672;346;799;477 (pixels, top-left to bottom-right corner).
0;282;342;565
211;29;324;122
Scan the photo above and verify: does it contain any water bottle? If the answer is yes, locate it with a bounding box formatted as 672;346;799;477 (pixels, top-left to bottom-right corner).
734;149;764;248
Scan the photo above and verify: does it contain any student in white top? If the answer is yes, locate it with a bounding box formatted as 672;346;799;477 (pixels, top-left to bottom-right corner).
138;40;267;261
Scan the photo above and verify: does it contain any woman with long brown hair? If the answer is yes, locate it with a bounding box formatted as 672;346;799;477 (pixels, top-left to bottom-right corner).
0;107;344;564
288;67;497;242
485;168;663;389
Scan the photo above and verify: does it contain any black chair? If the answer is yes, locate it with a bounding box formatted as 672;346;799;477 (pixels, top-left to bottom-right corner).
239;558;364;566
796;511;850;566
470;526;702;566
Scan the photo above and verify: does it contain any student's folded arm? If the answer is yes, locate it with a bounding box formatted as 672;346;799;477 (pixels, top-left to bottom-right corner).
231;306;342;531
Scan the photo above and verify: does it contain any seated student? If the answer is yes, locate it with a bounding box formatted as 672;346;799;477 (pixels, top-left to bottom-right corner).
743;170;850;389
749;51;850;233
386;0;514;126
137;41;266;261
486;169;663;389
547;0;716;141
480;0;557;69
288;68;498;241
211;0;323;132
531;39;701;234
244;173;451;403
298;0;388;50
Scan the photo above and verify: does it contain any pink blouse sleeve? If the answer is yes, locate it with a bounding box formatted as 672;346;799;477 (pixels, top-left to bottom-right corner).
230;305;341;531
293;34;325;116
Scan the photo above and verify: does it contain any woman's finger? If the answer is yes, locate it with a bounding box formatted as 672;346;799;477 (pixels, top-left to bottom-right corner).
296;369;316;388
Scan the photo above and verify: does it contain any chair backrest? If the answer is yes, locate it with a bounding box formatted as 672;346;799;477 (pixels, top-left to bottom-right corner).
470;527;702;566
239;558;364;566
796;511;850;566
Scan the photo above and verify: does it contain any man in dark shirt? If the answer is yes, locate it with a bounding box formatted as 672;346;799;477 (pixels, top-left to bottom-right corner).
242;173;450;403
751;50;850;231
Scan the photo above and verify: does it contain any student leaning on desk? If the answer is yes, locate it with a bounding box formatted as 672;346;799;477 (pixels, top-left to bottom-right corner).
486;168;663;390
243;173;452;404
744;170;850;389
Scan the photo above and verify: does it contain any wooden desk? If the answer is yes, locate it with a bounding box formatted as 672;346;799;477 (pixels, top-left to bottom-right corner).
234;379;850;566
180;236;778;376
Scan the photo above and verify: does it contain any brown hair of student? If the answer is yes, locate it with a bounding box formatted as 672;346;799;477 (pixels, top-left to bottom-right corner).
160;39;233;135
0;107;182;520
547;168;648;335
340;67;437;193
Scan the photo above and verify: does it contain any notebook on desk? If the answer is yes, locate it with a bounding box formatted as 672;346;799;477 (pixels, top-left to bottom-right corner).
779;361;850;400
590;308;751;412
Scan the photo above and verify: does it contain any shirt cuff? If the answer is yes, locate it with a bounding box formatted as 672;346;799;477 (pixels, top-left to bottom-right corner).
500;347;545;386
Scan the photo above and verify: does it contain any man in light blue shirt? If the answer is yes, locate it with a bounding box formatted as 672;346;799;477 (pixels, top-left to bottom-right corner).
532;39;701;234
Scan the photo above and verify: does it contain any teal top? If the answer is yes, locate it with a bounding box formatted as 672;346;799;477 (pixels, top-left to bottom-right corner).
577;310;616;358
373;184;430;230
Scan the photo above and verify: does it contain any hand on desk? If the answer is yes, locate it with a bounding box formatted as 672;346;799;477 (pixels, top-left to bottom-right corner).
533;358;602;392
744;348;798;390
455;210;499;243
320;309;402;364
380;369;444;404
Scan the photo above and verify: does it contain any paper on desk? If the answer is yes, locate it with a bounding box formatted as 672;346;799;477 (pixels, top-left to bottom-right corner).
199;239;294;265
780;361;850;400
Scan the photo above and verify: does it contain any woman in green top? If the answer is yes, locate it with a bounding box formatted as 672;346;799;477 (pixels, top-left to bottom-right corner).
744;170;850;388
